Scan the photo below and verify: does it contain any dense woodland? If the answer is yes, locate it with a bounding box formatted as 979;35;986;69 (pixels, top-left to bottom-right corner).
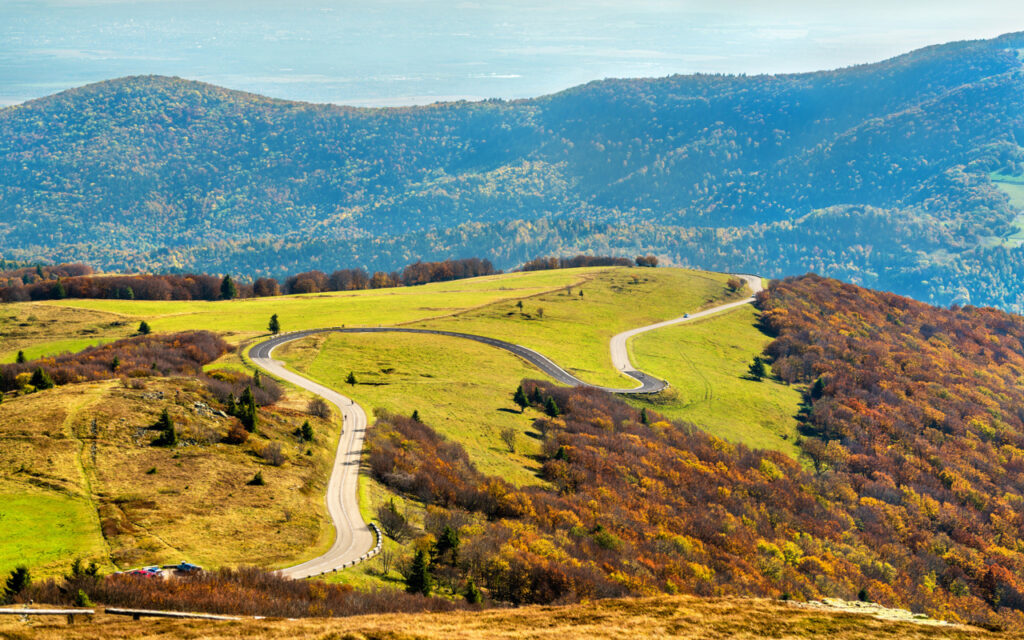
2;34;1024;307
359;276;1024;626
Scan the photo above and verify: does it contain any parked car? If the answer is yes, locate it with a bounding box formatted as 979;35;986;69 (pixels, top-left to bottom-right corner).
176;562;202;573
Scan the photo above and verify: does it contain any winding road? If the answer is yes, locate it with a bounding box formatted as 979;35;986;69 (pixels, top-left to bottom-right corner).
250;273;763;578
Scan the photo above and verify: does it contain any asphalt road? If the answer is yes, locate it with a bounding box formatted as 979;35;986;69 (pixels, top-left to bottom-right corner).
250;274;763;578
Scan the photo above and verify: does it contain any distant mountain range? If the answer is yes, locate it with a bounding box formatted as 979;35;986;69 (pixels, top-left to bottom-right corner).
1;32;1023;308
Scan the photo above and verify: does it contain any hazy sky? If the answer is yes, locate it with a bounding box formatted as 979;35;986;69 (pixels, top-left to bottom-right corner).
1;0;1023;106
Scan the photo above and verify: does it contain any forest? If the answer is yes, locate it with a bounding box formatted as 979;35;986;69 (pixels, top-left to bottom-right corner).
1;33;1024;307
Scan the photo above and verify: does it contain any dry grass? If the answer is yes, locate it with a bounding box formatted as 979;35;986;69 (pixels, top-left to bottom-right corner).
0;595;1012;639
0;378;341;577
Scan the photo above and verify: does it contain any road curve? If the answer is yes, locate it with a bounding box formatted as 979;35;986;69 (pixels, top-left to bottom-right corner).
250;273;763;577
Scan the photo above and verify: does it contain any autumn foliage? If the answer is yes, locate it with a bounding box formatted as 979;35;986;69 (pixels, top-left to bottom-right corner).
367;365;1024;626
0;331;229;392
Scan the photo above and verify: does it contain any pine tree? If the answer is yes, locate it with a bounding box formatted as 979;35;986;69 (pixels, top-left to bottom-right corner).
153;408;177;446
434;525;460;566
411;409;420;422
226;394;237;416
530;386;544;405
248;470;265;486
239;387;258;432
30;367;55;390
299;420;314;442
15;351;25;364
138;320;151;335
253;370;262;388
3;566;30;603
513;384;529;412
111;356;120;371
268;313;281;334
463;578;483;604
346;371;357;385
54;279;66;299
405;549;432;596
640;407;649;425
544;396;560;418
220;275;238;300
748;356;767;380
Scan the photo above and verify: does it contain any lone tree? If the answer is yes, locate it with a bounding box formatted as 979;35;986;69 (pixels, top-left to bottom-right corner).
299;420;314;442
15;350;25;364
268;313;281;334
411;409;421;422
220;275;238;300
346;371;357;386
726;276;745;293
513;384;529;412
248;470;265;486
544;396;561;418
3;566;30;604
748;356;768;381
237;387;258;432
137;320;151;335
639;407;649;425
500;427;517;453
405;549;433;596
30;367;55;390
153;408;177;446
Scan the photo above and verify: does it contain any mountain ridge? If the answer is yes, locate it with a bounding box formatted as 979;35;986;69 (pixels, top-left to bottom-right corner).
2;33;1024;308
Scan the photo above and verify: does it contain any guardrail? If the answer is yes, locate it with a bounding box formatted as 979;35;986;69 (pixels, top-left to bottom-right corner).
0;608;94;624
309;522;384;578
105;607;241;621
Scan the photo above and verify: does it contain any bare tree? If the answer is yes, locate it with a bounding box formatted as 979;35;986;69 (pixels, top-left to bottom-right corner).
377;549;395;576
500;428;517;453
308;397;331;419
376;499;412;542
259;442;287;466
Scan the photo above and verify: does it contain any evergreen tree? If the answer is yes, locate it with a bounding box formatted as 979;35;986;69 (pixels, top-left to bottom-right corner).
463;578;482;604
238;387;258;432
15;351;25;364
220;275;238;300
544;396;560;418
640;407;649;425
226;394;237;416
268;313;281;334
346;371;357;385
3;566;29;603
54;279;66;299
30;367;55;390
138;320;151;335
411;409;420;422
111;356;120;371
405;549;432;596
529;386;544;405
253;370;262;388
513;384;529;412
153;408;177;446
248;470;265;486
299;420;314;442
748;356;767;380
434;525;460;566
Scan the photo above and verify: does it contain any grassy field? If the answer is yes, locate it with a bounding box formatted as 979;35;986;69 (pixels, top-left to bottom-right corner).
417;267;739;387
628;305;803;458
0;595;996;639
0;378;342;578
36;269;590;345
277;331;547;484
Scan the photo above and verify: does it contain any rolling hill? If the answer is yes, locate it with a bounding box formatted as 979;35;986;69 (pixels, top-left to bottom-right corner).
2;33;1024;307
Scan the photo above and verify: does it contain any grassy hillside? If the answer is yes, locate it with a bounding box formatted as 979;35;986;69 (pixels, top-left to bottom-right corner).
0;595;1000;639
0;378;339;577
4;268;586;360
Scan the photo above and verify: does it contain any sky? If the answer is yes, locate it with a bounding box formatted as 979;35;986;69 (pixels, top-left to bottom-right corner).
1;0;1023;107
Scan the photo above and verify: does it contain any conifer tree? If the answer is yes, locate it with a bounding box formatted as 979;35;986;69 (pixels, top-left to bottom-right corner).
3;566;30;604
30;367;54;390
640;407;649;425
405;549;432;596
268;313;281;334
299;420;314;442
15;351;25;364
544;396;560;418
138;320;151;335
346;371;357;385
463;578;483;604
411;409;420;422
748;356;767;380
513;384;529;412
220;275;238;300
